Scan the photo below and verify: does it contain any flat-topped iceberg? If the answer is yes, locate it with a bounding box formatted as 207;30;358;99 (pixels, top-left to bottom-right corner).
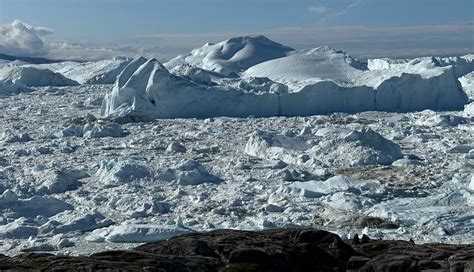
101;38;468;120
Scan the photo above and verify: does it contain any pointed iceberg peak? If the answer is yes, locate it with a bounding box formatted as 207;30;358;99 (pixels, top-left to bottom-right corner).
116;57;149;87
122;58;169;91
115;57;169;90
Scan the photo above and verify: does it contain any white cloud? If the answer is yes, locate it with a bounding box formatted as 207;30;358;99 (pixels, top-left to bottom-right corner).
0;20;54;57
308;4;328;14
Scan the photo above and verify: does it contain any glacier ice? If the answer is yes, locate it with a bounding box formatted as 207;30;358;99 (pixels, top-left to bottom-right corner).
0;34;472;255
102;45;468;120
164;35;294;76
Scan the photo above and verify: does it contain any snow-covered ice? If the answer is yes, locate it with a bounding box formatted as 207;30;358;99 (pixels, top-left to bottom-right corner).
102;46;467;120
164;35;294;76
245;127;403;168
0;66;79;87
0;35;472;256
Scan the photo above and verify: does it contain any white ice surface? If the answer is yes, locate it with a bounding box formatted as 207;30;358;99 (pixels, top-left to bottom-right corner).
164;35;293;76
0;66;79;87
1;84;472;255
103;45;468;120
0;36;472;256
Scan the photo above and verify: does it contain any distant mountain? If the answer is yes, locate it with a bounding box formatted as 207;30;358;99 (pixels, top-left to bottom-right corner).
0;53;63;64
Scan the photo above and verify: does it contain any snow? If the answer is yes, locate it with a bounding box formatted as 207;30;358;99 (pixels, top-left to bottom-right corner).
0;81;32;95
101;58;280;119
459;71;474;99
42;209;114;235
0;84;472;253
0;35;472;256
102;47;467;120
170;63;213;85
0;218;39;239
86;223;191;243
166;141;187;154
174;160;222;186
96;159;151;185
62;121;127;138
368;54;474;78
280;176;386;200
0;190;73;218
82;121;127;138
0;57;132;85
367;58;411;70
31;167;88;194
246;127;402;168
0;66;79;87
464;102;474;116
35;58;132;84
244;46;367;84
164;35;294;76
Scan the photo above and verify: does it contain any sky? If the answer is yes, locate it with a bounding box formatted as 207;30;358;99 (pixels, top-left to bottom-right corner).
0;0;473;60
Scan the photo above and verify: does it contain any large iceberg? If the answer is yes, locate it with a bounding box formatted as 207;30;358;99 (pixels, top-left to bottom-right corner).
243;46;468;114
102;38;468;120
101;57;281;120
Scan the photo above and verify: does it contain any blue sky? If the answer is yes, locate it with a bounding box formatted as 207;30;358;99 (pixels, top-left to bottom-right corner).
0;0;473;60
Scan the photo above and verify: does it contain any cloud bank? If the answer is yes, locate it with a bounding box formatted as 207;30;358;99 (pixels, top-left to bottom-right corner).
127;23;474;61
0;20;54;57
0;20;472;62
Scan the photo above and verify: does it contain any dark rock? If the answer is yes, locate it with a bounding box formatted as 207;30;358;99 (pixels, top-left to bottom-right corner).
0;229;472;271
449;251;474;272
353;239;474;272
359;254;419;272
347;256;370;270
361;234;370;244
355;216;399;229
417;259;441;269
0;251;219;271
353;234;360;245
138;228;358;271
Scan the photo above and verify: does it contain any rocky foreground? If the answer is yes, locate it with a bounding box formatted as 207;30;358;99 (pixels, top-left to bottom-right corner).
0;229;472;271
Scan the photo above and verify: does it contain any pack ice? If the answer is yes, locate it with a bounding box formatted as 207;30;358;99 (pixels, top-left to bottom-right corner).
102;40;468;120
0;35;472;255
